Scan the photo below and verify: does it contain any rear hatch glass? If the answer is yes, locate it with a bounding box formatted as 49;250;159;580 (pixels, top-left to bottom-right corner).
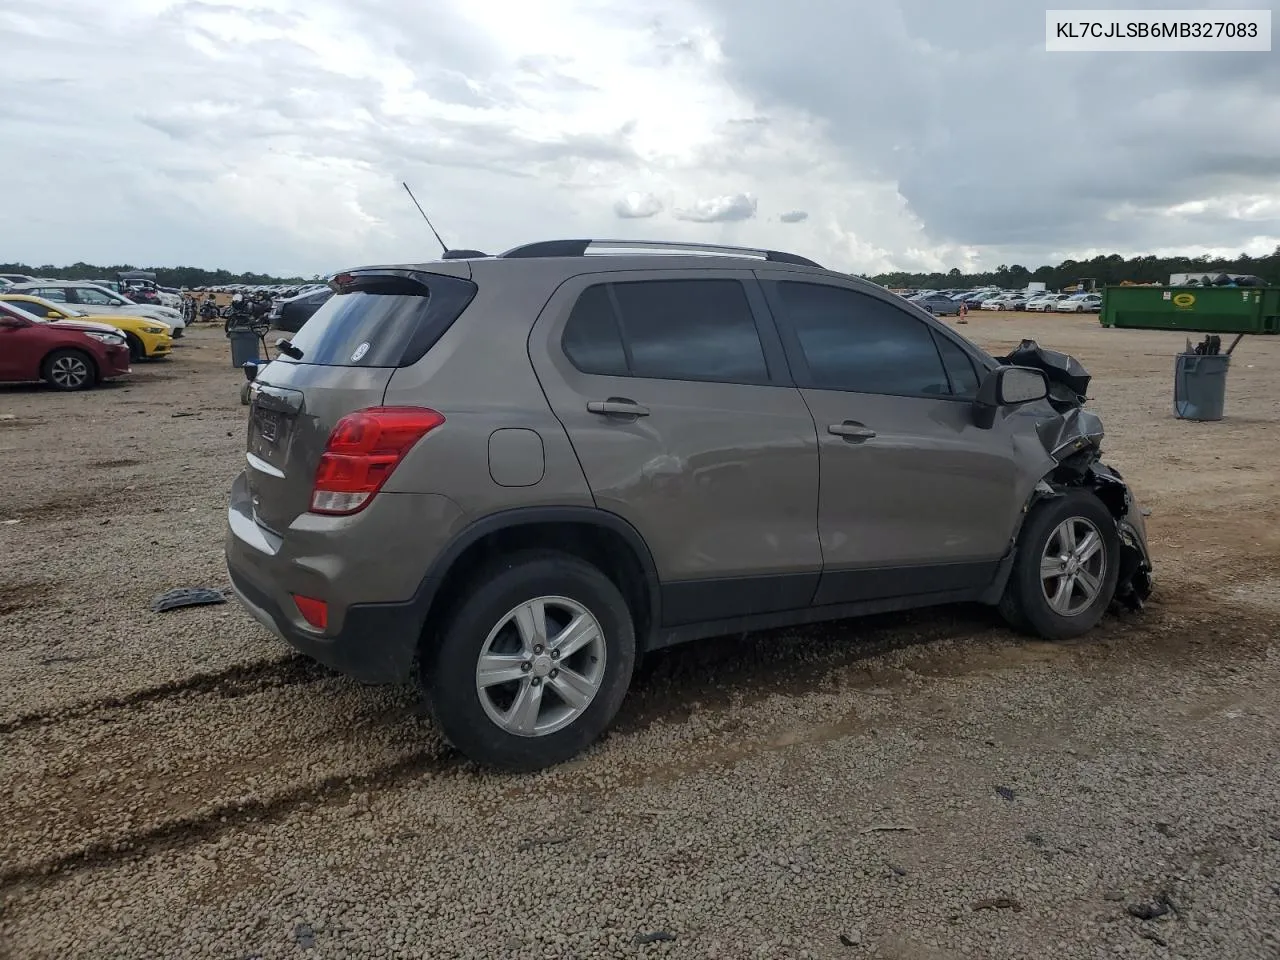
280;273;476;368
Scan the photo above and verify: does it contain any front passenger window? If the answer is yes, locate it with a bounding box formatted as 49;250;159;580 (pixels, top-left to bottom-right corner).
933;332;982;398
776;282;951;397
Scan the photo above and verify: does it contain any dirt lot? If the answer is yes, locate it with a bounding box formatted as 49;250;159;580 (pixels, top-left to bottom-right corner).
1;313;1278;960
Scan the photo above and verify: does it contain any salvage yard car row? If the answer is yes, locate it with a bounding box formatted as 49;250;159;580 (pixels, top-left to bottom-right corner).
897;287;1104;314
0;280;187;391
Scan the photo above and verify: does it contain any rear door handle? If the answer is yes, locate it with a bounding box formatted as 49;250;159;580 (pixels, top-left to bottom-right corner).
587;398;650;418
828;421;876;441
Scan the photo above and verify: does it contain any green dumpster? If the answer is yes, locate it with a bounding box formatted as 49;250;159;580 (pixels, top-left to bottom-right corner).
1100;285;1280;335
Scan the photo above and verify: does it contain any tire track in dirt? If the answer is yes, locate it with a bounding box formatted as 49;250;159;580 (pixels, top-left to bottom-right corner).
8;604;1257;897
0;616;996;893
0;749;456;893
0;655;321;735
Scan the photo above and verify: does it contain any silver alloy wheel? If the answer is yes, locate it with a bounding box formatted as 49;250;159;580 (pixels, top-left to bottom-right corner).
475;596;607;738
50;355;90;389
1040;517;1107;616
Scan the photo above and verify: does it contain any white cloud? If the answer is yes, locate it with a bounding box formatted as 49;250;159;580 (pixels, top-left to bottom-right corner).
673;193;758;223
614;192;665;219
0;0;1275;277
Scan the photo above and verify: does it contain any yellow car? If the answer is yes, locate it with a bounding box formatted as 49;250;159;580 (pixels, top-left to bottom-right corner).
0;293;173;361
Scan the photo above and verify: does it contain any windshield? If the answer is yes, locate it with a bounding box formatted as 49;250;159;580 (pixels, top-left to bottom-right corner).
78;284;128;305
39;299;85;317
1;302;43;323
7;298;82;318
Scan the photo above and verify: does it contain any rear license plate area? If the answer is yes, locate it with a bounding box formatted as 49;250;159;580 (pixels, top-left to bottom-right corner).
255;408;282;443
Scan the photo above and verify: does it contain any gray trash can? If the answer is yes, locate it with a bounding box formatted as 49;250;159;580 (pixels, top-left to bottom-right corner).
1173;352;1230;421
229;329;261;369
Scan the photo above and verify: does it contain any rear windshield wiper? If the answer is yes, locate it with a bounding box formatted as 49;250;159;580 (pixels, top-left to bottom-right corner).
274;338;304;360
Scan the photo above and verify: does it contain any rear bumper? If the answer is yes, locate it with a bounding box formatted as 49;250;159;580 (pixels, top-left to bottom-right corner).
223;470;466;684
227;562;431;684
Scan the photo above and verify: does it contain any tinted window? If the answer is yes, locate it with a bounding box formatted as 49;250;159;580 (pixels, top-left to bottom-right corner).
933;332;981;397
284;274;475;367
34;287;68;302
776;282;950;396
562;285;628;376
611;279;768;383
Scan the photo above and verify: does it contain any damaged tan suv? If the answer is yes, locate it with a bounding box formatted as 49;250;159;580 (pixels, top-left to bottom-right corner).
226;239;1153;771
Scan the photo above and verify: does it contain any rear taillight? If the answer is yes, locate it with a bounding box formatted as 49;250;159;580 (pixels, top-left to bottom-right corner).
310;406;444;515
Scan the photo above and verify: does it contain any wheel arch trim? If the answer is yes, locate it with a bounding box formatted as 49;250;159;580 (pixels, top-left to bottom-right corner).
415;505;663;645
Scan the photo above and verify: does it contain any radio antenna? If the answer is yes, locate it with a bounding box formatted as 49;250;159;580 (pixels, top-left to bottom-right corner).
402;182;447;254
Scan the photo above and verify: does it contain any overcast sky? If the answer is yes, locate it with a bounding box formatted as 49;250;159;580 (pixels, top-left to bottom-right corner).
2;0;1277;277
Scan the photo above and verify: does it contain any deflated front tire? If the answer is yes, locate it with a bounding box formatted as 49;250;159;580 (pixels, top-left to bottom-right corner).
999;490;1121;641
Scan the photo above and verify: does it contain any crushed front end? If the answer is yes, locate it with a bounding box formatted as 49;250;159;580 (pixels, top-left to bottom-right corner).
1001;340;1154;611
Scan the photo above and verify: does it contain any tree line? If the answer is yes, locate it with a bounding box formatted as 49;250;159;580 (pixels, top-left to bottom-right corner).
6;247;1278;291
865;246;1280;290
0;262;312;287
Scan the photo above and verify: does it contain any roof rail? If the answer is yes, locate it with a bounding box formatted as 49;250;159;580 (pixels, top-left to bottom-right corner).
497;239;823;269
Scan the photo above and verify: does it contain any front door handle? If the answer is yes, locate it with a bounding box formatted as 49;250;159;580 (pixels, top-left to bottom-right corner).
587;398;650;418
828;421;876;441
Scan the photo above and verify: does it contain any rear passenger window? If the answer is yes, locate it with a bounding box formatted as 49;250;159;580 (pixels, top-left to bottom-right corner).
932;331;982;397
776;282;950;396
611;279;768;384
562;285;627;376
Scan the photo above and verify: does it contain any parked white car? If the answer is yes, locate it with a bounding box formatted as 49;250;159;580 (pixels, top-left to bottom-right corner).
6;282;185;335
1056;293;1103;313
981;293;1026;310
153;287;184;310
1025;293;1068;312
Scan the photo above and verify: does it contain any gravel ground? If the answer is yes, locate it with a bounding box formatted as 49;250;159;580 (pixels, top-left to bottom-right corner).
1;317;1278;960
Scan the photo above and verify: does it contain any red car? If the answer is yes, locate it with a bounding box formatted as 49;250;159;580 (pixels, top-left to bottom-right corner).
0;301;131;390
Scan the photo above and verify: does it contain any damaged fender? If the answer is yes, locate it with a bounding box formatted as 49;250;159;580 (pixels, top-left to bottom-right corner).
999;340;1154;612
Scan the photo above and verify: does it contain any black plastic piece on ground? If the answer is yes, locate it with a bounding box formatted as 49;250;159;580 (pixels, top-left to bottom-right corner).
633;932;676;945
151;587;228;613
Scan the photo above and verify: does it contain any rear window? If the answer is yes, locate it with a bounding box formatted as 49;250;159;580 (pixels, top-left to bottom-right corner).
282;274;476;367
560;278;770;385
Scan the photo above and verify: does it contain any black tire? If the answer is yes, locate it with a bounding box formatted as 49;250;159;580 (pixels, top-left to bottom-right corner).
423;550;636;772
124;333;145;363
999;491;1120;641
41;349;97;392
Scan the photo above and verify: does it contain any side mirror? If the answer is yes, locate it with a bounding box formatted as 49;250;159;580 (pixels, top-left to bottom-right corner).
973;365;1049;428
46;310;61;319
241;360;261;382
